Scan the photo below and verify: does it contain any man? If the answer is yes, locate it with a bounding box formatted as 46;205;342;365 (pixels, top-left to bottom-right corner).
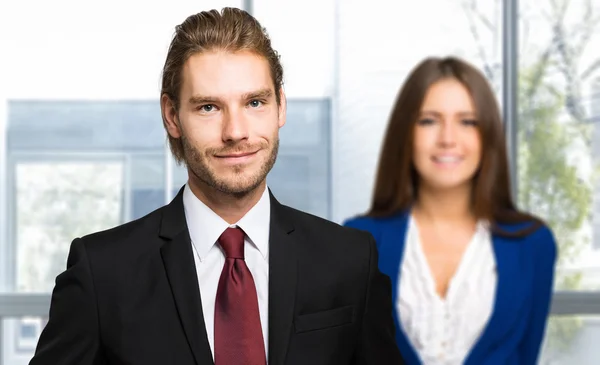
30;7;403;365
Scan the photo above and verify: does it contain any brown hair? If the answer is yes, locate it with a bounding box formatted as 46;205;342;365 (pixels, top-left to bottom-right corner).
366;56;542;237
160;7;284;163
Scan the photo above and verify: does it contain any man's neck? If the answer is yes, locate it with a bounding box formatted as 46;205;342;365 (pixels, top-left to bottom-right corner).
187;176;266;225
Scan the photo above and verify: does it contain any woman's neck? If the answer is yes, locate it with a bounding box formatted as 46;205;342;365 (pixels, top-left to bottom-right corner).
413;184;474;224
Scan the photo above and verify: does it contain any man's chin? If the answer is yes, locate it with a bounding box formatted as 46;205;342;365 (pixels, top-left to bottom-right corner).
212;177;265;196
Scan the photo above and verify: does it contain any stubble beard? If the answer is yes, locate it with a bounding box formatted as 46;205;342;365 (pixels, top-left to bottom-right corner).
181;134;279;199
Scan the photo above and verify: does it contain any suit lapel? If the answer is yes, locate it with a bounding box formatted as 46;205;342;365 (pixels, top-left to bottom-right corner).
267;192;297;365
465;230;526;364
159;187;213;365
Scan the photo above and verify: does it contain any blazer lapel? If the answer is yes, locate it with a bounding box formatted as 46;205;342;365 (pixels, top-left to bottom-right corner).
159;187;213;365
465;230;526;364
267;192;297;365
379;211;422;365
378;211;409;303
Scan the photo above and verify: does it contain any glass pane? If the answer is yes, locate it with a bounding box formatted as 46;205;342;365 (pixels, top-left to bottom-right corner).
15;162;123;293
267;100;331;219
331;0;503;222
517;0;600;291
1;316;47;365
171;159;188;200
3;99;167;293
130;155;166;220
541;315;600;364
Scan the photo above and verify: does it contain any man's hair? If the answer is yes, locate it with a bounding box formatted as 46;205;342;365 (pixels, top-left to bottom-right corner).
160;7;284;163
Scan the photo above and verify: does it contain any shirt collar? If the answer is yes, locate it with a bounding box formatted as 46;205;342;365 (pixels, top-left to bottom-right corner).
182;183;271;261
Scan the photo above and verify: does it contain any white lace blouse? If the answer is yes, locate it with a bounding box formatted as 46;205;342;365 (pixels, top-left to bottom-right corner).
397;216;497;365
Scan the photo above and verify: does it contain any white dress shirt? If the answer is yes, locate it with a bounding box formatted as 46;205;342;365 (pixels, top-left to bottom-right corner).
398;215;497;365
182;183;270;360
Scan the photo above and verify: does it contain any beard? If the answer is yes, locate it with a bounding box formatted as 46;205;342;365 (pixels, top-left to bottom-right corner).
181;134;279;198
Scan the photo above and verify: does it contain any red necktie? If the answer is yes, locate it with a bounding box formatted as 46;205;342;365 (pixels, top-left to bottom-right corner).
214;227;266;365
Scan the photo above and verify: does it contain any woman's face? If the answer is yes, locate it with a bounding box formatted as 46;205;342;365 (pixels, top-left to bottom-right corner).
412;78;482;193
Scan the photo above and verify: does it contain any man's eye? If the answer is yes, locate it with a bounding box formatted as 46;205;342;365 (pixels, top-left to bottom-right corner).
249;100;263;108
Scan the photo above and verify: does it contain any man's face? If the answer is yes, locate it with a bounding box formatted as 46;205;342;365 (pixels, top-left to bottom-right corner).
167;50;286;196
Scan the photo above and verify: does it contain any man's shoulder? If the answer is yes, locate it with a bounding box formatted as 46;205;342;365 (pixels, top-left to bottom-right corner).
77;204;167;256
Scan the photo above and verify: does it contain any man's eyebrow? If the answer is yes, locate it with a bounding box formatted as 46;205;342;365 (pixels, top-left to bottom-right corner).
242;88;273;100
187;88;274;105
188;95;221;105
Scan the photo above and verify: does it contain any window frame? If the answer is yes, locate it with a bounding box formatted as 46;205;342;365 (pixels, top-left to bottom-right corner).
502;0;600;317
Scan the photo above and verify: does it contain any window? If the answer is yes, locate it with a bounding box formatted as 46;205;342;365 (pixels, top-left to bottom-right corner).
14;161;125;293
1;0;599;364
516;0;600;362
5;100;166;294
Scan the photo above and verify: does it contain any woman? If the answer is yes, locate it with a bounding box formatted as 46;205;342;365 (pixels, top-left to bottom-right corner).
343;57;557;365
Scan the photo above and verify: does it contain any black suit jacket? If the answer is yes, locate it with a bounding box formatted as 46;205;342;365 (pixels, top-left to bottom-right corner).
30;188;404;365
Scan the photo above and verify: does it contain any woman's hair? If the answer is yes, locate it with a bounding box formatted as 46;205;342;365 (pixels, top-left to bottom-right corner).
366;56;543;237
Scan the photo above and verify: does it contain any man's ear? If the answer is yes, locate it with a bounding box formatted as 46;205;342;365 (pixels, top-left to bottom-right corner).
161;93;181;138
278;88;287;128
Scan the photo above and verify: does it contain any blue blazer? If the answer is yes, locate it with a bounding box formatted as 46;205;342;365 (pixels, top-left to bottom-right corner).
343;210;557;365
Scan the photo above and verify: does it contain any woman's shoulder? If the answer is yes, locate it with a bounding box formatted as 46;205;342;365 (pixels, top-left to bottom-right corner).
342;215;378;234
343;211;407;228
529;222;558;260
342;214;373;227
499;217;557;260
511;219;559;281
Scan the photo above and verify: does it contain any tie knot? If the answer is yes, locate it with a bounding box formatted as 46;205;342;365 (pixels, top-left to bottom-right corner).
218;227;245;259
